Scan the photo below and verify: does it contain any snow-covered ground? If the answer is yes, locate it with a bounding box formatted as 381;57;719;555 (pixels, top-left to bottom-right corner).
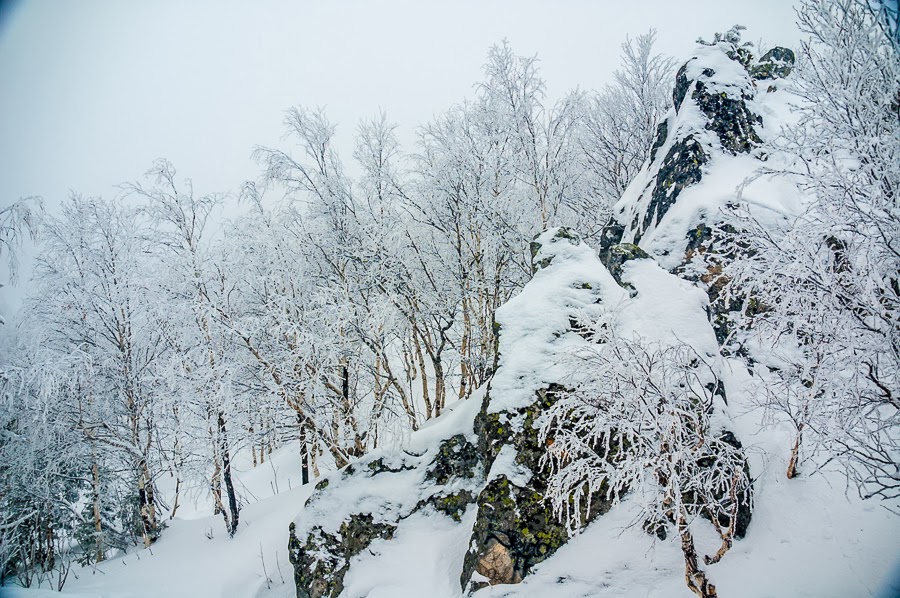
5;440;314;598
6;368;899;598
7;40;899;598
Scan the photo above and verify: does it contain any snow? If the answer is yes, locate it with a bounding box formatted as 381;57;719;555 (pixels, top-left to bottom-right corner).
684;43;755;96
471;499;686;598
340;507;477;598
617;258;717;357
293;386;484;540
8;40;900;598
487;228;627;414
7;441;316;598
486;444;532;487
10;223;900;598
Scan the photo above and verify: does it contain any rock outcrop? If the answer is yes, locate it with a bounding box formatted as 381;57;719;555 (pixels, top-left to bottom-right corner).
286;38;791;598
288;431;484;598
613;40;766;249
604;40;795;351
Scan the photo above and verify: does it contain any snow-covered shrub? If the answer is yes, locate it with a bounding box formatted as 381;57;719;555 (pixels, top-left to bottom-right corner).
726;0;900;499
541;336;751;598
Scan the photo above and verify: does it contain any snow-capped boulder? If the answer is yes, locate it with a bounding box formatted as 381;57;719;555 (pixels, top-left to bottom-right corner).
750;46;795;80
604;40;797;347
461;228;624;590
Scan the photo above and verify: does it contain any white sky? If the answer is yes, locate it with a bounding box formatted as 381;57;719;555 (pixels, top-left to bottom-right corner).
0;0;801;315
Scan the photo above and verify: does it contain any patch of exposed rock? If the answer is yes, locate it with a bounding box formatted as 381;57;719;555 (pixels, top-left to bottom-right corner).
288;432;482;598
627;41;765;244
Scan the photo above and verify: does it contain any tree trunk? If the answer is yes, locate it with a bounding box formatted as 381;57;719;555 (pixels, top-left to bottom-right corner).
787;424;804;479
211;452;225;516
312;436;321;479
170;476;182;521
218;411;240;537
91;457;104;562
412;325;432;419
459;295;471;401
137;460;158;547
678;516;717;598
433;359;446;417
300;425;310;486
250;421;258;467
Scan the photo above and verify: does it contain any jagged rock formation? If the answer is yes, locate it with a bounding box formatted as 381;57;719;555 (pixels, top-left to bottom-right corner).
610;41;769;251
603;40;795;349
286;40;787;598
462;385;575;590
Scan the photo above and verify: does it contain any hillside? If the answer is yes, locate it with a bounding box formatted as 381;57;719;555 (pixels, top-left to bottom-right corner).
4;7;899;598
279;35;900;598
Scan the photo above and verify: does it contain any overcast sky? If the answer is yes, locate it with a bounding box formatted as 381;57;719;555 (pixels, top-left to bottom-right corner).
0;0;801;315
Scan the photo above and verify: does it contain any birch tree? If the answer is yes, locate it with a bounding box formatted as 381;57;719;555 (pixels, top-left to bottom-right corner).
727;0;899;498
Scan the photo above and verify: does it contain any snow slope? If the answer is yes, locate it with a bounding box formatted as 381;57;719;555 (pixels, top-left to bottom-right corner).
8;252;900;598
8;41;900;598
5;440;315;598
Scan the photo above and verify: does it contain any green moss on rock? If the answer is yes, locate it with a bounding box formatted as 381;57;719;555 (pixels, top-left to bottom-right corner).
461;384;612;591
289;514;396;598
425;434;480;485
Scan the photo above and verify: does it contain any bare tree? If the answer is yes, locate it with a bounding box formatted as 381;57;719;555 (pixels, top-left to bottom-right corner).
726;0;899;499
542;338;751;598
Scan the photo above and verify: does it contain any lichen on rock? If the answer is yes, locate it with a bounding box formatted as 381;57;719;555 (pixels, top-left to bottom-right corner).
461;385;613;591
750;47;795;80
425;434;480;486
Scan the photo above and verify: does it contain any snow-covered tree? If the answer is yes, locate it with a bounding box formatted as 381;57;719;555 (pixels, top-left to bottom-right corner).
578;30;674;235
126;160;250;536
726;0;899;499
25;195;168;548
542;337;751;598
0;196;42;289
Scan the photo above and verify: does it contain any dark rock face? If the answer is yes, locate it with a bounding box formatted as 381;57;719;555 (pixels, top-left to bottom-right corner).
715;431;753;539
461;385;612;592
598;220;625;257
750;47;795;80
425;434;480;485
424;489;476;522
673;63;692;111
600;243;650;291
678;223;738;345
288;515;396;598
649;118;670;164
463;477;567;589
639;134;708;239
693;78;763;154
677;221;767;353
626;43;769;245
